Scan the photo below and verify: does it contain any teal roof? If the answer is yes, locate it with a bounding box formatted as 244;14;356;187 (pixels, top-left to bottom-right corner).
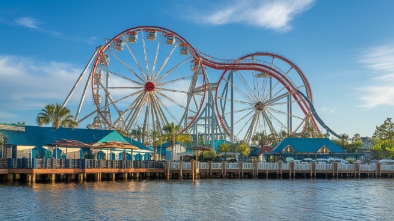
0;125;150;152
271;138;346;154
0;129;34;145
123;137;152;151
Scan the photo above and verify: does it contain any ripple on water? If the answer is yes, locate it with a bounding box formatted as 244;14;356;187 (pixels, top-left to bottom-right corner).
1;179;394;220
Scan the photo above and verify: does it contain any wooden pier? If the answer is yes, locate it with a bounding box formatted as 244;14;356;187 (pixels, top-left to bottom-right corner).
1;159;394;183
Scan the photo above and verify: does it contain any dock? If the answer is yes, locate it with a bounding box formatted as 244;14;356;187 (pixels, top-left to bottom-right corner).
1;159;393;183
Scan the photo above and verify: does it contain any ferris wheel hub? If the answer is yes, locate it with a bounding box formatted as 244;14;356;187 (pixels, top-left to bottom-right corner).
254;102;265;111
144;82;155;91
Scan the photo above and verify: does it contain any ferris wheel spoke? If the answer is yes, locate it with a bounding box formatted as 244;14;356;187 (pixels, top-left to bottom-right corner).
141;30;150;78
264;109;290;132
223;106;254;116
259;110;277;135
151;97;166;130
235;71;259;101
125;92;149;131
222;77;254;103
108;49;146;83
156;56;192;83
264;92;290;106
150;32;162;80
123;37;147;81
217;96;253;106
77;109;98;124
266;107;305;120
244;113;260;144
234;110;256;139
112;92;146;128
154;41;178;80
153;94;178;124
157;73;196;87
156;91;197;115
157;87;188;94
107;70;145;86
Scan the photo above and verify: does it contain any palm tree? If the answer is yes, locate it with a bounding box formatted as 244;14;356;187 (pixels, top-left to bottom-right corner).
150;129;164;161
339;133;349;148
252;132;269;147
352;133;361;143
36;103;78;129
162;122;192;161
0;133;8;158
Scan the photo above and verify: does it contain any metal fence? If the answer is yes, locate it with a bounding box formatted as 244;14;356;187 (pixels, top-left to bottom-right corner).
1;158;165;169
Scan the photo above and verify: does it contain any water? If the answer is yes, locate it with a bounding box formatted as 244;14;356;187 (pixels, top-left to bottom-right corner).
1;179;393;221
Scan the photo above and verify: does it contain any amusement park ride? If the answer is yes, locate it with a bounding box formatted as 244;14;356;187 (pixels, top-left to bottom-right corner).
62;26;339;149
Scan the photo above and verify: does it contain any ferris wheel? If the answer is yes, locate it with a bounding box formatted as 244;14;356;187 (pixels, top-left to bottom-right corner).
89;26;206;141
215;52;318;144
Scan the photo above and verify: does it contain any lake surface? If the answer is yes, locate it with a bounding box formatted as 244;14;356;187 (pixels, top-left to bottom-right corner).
1;179;393;221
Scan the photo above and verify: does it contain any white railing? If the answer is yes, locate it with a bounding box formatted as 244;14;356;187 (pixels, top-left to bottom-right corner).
282;163;290;170
226;163;239;169
170;162;180;169
381;164;394;171
338;164;355;171
295;164;311;170
360;164;376;171
182;162;191;169
257;162;279;170
199;162;208;169
316;164;332;170
243;163;253;169
211;163;222;169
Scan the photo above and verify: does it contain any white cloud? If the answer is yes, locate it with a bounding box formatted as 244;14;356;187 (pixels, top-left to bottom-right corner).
0;55;81;111
190;0;314;31
357;43;394;107
319;106;336;114
15;17;40;29
14;17;63;37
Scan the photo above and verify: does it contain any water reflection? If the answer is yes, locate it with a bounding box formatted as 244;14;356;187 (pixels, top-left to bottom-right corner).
1;179;394;220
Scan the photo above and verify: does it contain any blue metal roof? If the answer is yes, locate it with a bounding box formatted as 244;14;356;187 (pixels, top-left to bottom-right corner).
0;129;35;145
270;138;346;154
0;125;150;152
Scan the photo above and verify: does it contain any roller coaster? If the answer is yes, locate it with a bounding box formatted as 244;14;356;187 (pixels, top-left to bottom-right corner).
62;26;340;148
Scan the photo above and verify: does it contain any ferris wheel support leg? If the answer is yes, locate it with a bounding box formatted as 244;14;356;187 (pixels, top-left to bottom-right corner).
62;46;100;109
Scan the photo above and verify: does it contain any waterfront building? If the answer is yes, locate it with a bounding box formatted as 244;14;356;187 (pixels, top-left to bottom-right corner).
266;138;363;161
0;124;152;160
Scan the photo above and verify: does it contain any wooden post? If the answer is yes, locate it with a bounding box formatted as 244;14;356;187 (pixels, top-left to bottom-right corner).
239;161;243;179
191;160;195;180
222;161;226;178
166;161;170;180
179;161;183;180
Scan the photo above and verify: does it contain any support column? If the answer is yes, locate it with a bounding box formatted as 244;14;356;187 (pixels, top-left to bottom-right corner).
179;161;183;180
7;174;14;183
50;174;56;183
166;161;170;180
109;173;116;181
123;173;128;181
78;173;84;182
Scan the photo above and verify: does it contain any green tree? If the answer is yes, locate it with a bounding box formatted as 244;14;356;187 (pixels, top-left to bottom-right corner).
218;142;230;156
150;129;165;161
202;149;216;161
252;132;269;147
0;133;8;158
237;141;250;161
36;103;78;129
162;122;192;161
371;118;394;159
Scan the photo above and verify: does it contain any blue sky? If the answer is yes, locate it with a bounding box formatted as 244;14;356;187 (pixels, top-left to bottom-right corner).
1;0;394;138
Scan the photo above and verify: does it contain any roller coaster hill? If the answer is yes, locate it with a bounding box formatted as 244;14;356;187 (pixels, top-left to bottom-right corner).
62;26;340;150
